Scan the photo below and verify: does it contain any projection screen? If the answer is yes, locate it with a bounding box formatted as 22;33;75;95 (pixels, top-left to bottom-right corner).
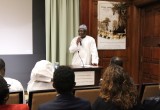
0;0;32;54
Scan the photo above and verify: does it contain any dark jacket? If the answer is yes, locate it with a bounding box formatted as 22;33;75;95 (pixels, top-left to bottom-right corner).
38;93;91;110
143;96;160;110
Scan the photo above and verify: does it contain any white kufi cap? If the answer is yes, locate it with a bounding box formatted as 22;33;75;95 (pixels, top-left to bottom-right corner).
79;24;87;30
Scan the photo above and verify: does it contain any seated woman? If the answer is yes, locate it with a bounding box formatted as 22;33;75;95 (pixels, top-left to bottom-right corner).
27;60;54;93
92;64;144;110
0;75;29;110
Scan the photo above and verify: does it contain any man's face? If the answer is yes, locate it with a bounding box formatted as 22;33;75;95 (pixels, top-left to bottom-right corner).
78;28;86;38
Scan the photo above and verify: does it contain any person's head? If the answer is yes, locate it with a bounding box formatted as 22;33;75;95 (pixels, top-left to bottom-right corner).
100;64;137;109
0;58;5;77
53;66;75;94
0;75;10;105
31;60;54;82
78;24;87;38
110;56;123;67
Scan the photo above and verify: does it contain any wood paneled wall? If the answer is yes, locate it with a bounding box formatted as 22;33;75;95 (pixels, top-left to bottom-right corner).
139;3;160;83
79;0;160;84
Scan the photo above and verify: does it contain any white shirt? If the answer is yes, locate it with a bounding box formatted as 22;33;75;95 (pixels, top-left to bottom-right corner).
4;77;24;92
69;35;99;65
4;77;25;103
27;60;54;93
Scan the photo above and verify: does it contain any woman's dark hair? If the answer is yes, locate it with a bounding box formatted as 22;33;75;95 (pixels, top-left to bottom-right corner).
53;66;75;94
110;56;123;67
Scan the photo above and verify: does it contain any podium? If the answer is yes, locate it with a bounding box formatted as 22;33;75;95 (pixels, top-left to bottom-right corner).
69;65;103;86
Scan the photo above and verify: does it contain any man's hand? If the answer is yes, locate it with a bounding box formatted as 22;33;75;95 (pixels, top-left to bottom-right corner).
76;37;82;45
91;63;98;66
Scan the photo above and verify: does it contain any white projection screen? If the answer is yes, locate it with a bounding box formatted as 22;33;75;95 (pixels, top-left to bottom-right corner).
0;0;32;54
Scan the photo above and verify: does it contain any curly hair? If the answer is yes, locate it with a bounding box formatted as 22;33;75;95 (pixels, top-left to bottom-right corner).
100;64;138;110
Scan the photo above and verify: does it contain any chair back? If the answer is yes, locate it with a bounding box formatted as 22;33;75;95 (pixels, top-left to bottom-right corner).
28;89;57;110
139;83;160;103
6;91;23;104
74;86;100;104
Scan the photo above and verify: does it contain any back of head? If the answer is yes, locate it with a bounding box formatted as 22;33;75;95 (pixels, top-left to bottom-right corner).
53;66;75;94
100;64;137;109
31;60;54;82
110;56;123;67
0;75;9;105
0;58;5;77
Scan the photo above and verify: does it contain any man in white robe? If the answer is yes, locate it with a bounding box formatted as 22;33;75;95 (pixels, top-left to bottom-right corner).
69;24;99;66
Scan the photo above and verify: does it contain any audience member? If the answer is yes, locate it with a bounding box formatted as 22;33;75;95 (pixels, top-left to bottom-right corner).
110;56;123;67
27;60;54;93
92;64;143;110
0;58;26;103
38;66;91;110
0;75;9;105
0;75;29;110
0;58;24;92
100;56;123;84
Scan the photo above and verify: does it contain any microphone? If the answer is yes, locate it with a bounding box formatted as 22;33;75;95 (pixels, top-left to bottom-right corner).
77;37;82;46
77;51;84;67
80;41;82;46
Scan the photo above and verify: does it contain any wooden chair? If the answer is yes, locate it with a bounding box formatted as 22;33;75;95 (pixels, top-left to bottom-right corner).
139;83;160;103
74;86;100;104
6;91;23;104
28;89;57;110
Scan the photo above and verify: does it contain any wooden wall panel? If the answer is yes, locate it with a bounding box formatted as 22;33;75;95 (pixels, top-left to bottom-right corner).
134;0;158;7
79;0;90;35
79;0;160;84
129;4;141;83
143;47;152;58
152;47;160;59
143;37;160;47
143;9;154;37
142;62;160;83
154;8;160;36
140;3;160;83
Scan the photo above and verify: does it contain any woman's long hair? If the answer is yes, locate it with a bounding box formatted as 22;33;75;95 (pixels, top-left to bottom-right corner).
100;64;138;110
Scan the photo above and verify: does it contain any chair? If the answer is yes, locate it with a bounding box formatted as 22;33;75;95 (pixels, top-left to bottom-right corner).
139;83;160;103
28;89;57;110
74;86;100;104
6;91;23;104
